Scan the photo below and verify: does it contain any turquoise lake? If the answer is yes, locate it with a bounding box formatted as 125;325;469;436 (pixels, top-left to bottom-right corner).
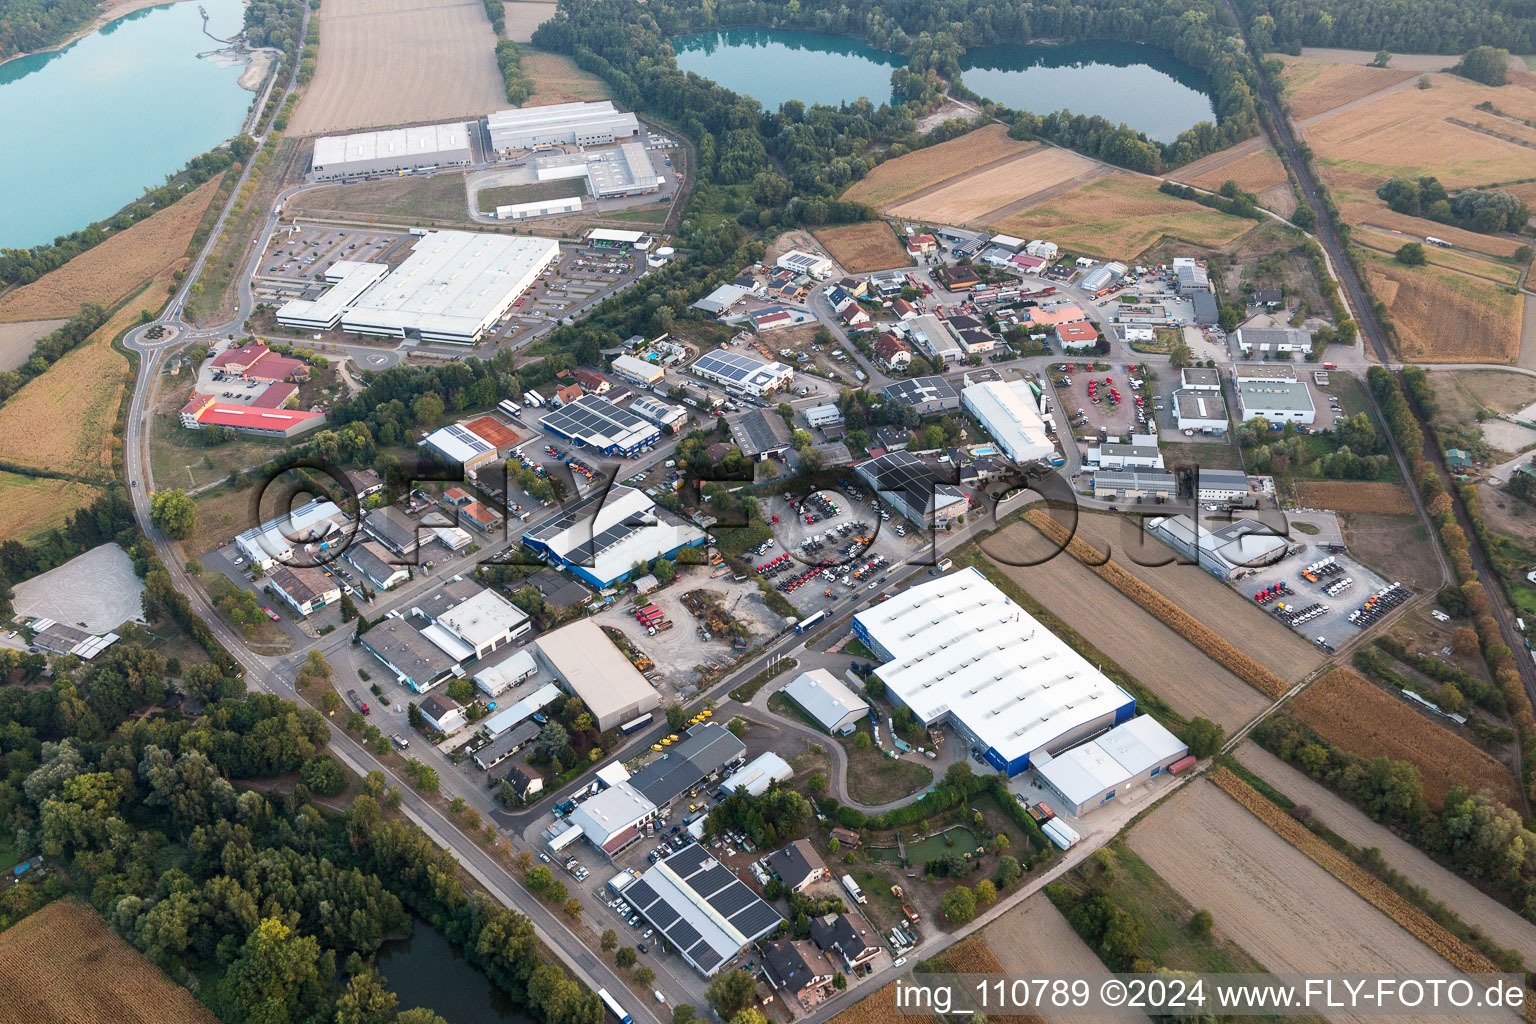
670;29;1213;142
0;0;251;250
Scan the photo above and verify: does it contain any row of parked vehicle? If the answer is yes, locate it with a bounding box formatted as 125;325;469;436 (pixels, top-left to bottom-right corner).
1273;601;1327;627
1323;577;1355;597
1301;556;1345;583
1348;582;1409;627
1253;582;1295;605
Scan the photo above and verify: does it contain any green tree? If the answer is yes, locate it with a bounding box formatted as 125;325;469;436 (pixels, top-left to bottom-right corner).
1395;242;1427;266
944;761;974;789
973;879;998;905
149;489;197;539
674;1005;698;1024
635;965;656;987
1101;909;1146;966
666;704;688;730
335;968;397;1024
601;929;618;951
295;649;332;688
708;965;757;1019
941;885;976;924
616;946;637;969
219;918;326;1024
807;771;827;795
1190;909;1214;936
299;754;347;796
1182;717;1224;759
1454;45;1510;86
996;855;1022;888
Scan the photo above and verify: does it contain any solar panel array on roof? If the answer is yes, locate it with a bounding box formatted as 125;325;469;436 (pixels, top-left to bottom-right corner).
625;844;782;975
444;424;492;454
540;395;658;453
692;350;788;388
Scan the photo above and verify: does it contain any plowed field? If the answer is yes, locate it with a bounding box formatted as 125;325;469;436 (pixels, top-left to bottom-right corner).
885;146;1100;226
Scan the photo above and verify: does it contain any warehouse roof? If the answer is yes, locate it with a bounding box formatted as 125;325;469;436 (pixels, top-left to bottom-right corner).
628;723;745;805
479;681;563;737
727;408;792;458
624;845;783;975
855;451;965;518
312;122;472;168
424;423;496;464
1175;390;1227;423
853;567;1133;767
1092;469;1177;491
1239;379;1315;414
1035;715;1186;806
882;375;958;408
612;354;663;380
540;394;658;451
962;380;1054;462
568;781;656;846
781;669;868;732
535;619;653;725
691;350;793;391
364;617;456;682
1180;367;1220;388
694;283;750;314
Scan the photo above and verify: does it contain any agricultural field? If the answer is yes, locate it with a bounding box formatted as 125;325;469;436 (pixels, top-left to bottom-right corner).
840;124;1033;209
0;901;222;1024
993;174;1257;260
1129;780;1464;1024
0;472;106;543
1064;512;1323;682
1234;742;1536;960
987;894;1151;1024
290;171;475;226
1334;196;1524;259
1426;368;1536;459
1172;137;1289;196
1292;669;1520;806
1276;54;1416;121
979;533;1271;732
1338;513;1444;592
0;279;154;480
289;0;506;135
813;222;910;273
883;145;1103;227
0;177;221;323
0;318;68;371
522;47;613;106
1352;227;1523;286
828;978;898;1024
502;1;550;41
1294;480;1416;514
1358;249;1524;363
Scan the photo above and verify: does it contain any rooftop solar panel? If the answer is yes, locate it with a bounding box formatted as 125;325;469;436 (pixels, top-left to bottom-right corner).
667;845;710;874
624;880;659;909
692;946;723;972
730;902;783;939
667;920;701;951
688;865;734;898
709;883;754;916
647;902;680;929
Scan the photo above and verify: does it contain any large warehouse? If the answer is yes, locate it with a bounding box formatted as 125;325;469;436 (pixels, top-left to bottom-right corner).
1145;514;1288;581
1034;715;1189;816
540;394;660;457
781;669;868;734
534;618;659;730
486;101;641;153
618;845;784;975
521;484;706;588
854;450;967;527
852;567;1136;776
277;231;561;344
308;122;474;180
627;723;744;806
690;350;794;398
533;143;665;198
962;379;1055;464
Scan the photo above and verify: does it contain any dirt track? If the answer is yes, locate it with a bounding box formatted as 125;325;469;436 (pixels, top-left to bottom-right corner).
1130;781;1497;1024
290;0;506;135
983;530;1270;732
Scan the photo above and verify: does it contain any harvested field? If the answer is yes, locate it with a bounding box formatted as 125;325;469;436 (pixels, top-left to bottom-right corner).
841;124;1032;209
1295;480;1415;514
289;0;505;135
1339;513;1443;591
0;276;150;480
523;47;612;105
987;894;1150;1024
1234;742;1536;961
1354;227;1524;285
0;177;220;323
1129;780;1480;1024
0;473;106;543
0;901;222;1024
884;145;1101;226
1025;510;1292;697
1276;54;1416;121
502;1;550;41
994;174;1255;260
1188;147;1287;194
1064;512;1321;683
939;941;1041;1024
1302;72;1536;189
979;533;1270;733
813;222;910;273
1359;249;1523;363
1292;669;1520;806
1336;197;1524;259
0;318;68;371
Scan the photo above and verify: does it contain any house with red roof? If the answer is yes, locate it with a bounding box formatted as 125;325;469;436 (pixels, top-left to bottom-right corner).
1054;321;1101;351
873;333;912;372
179;393;325;437
210;342;309;382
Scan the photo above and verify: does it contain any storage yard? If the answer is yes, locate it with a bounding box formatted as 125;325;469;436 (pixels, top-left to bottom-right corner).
1129;781;1468;1024
1290;668;1521;807
976;537;1271;732
288;0;506;135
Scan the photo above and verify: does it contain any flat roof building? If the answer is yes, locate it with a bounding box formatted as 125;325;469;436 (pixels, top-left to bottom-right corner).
474;649;538;697
1233;362;1299;383
730;751;793;797
532;142;665;198
904;314;963;363
629;395;688;432
1145;514;1286;581
1034;715;1187;816
781;669;868;734
486;101;641;153
234;498;347;572
1193;469;1251;501
1174;389;1228;433
1091;468;1178;501
423;422;501;473
882;376;960;417
962;379;1055;464
359;615;458;693
776;250;834;278
309;122;474;180
691;350;794;398
1180;367;1221;391
611;354;664;387
1235;326;1311;356
362;506;422;557
413;577;531;661
522;484;705;589
854;451;967;527
567;781;658;857
280;231;560;345
534;618;659;730
622;845;784;975
540;394;660;457
727;408;793;460
852;567;1136;776
265;262;390;331
1237;379;1316;424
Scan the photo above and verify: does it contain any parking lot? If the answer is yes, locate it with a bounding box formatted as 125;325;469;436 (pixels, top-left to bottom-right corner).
253;225;403;297
1049;360;1156;443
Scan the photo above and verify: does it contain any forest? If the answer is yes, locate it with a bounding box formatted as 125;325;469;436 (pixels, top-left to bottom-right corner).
1234;0;1536;55
0;0;101;59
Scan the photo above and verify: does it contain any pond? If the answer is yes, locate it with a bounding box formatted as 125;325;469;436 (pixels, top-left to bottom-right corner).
869;826;981;867
959;40;1215;143
0;0;253;249
671;28;903;110
667;30;1214;143
377;917;537;1024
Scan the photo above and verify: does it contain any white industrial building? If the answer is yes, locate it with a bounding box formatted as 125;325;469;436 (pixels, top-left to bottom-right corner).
629;395;688;432
611;354;664;387
486;101;641;153
533;143;665;198
565;781;657;857
234;498;346;572
412;576;531;663
905;314;964;363
1193;469;1251;502
690;349;794;398
541;395;661;458
803;405;843;430
852;567;1136;776
309;122;474;180
473;649;538;697
1080;261;1127;294
1233;363;1298;384
495;195;582;220
1180;367;1221;392
1146;514;1287;581
1235;326;1311;356
273;262;390;331
729;752;793;797
534;619;659;730
522;483;705;589
776;250;834;278
480;680;563;739
277;231;561;344
1033;715;1189;816
619;846;784;975
781;669;868;734
1237;379;1316;425
962;379;1055;464
1174;389;1229;433
1091;468;1178;501
1093;433;1164;470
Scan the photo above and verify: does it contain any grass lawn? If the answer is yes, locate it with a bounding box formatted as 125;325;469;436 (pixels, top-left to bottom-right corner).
1159;441;1243;470
1128;327;1182;355
475;177;586;213
149;401;286;493
730;657;798;703
836;722;933;805
604;205;671;225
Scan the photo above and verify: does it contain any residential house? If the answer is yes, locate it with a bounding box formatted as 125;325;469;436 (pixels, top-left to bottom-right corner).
765;839;826;893
418;695;467;735
810;914;881;972
873;333;912;372
504;765;545;801
761;939;835;1008
890;298;918;320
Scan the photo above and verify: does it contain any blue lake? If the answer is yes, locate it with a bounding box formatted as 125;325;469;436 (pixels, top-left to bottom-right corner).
669;29;1214;142
0;0;252;250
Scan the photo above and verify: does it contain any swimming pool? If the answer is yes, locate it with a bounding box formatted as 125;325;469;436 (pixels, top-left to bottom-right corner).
969;446;999;457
